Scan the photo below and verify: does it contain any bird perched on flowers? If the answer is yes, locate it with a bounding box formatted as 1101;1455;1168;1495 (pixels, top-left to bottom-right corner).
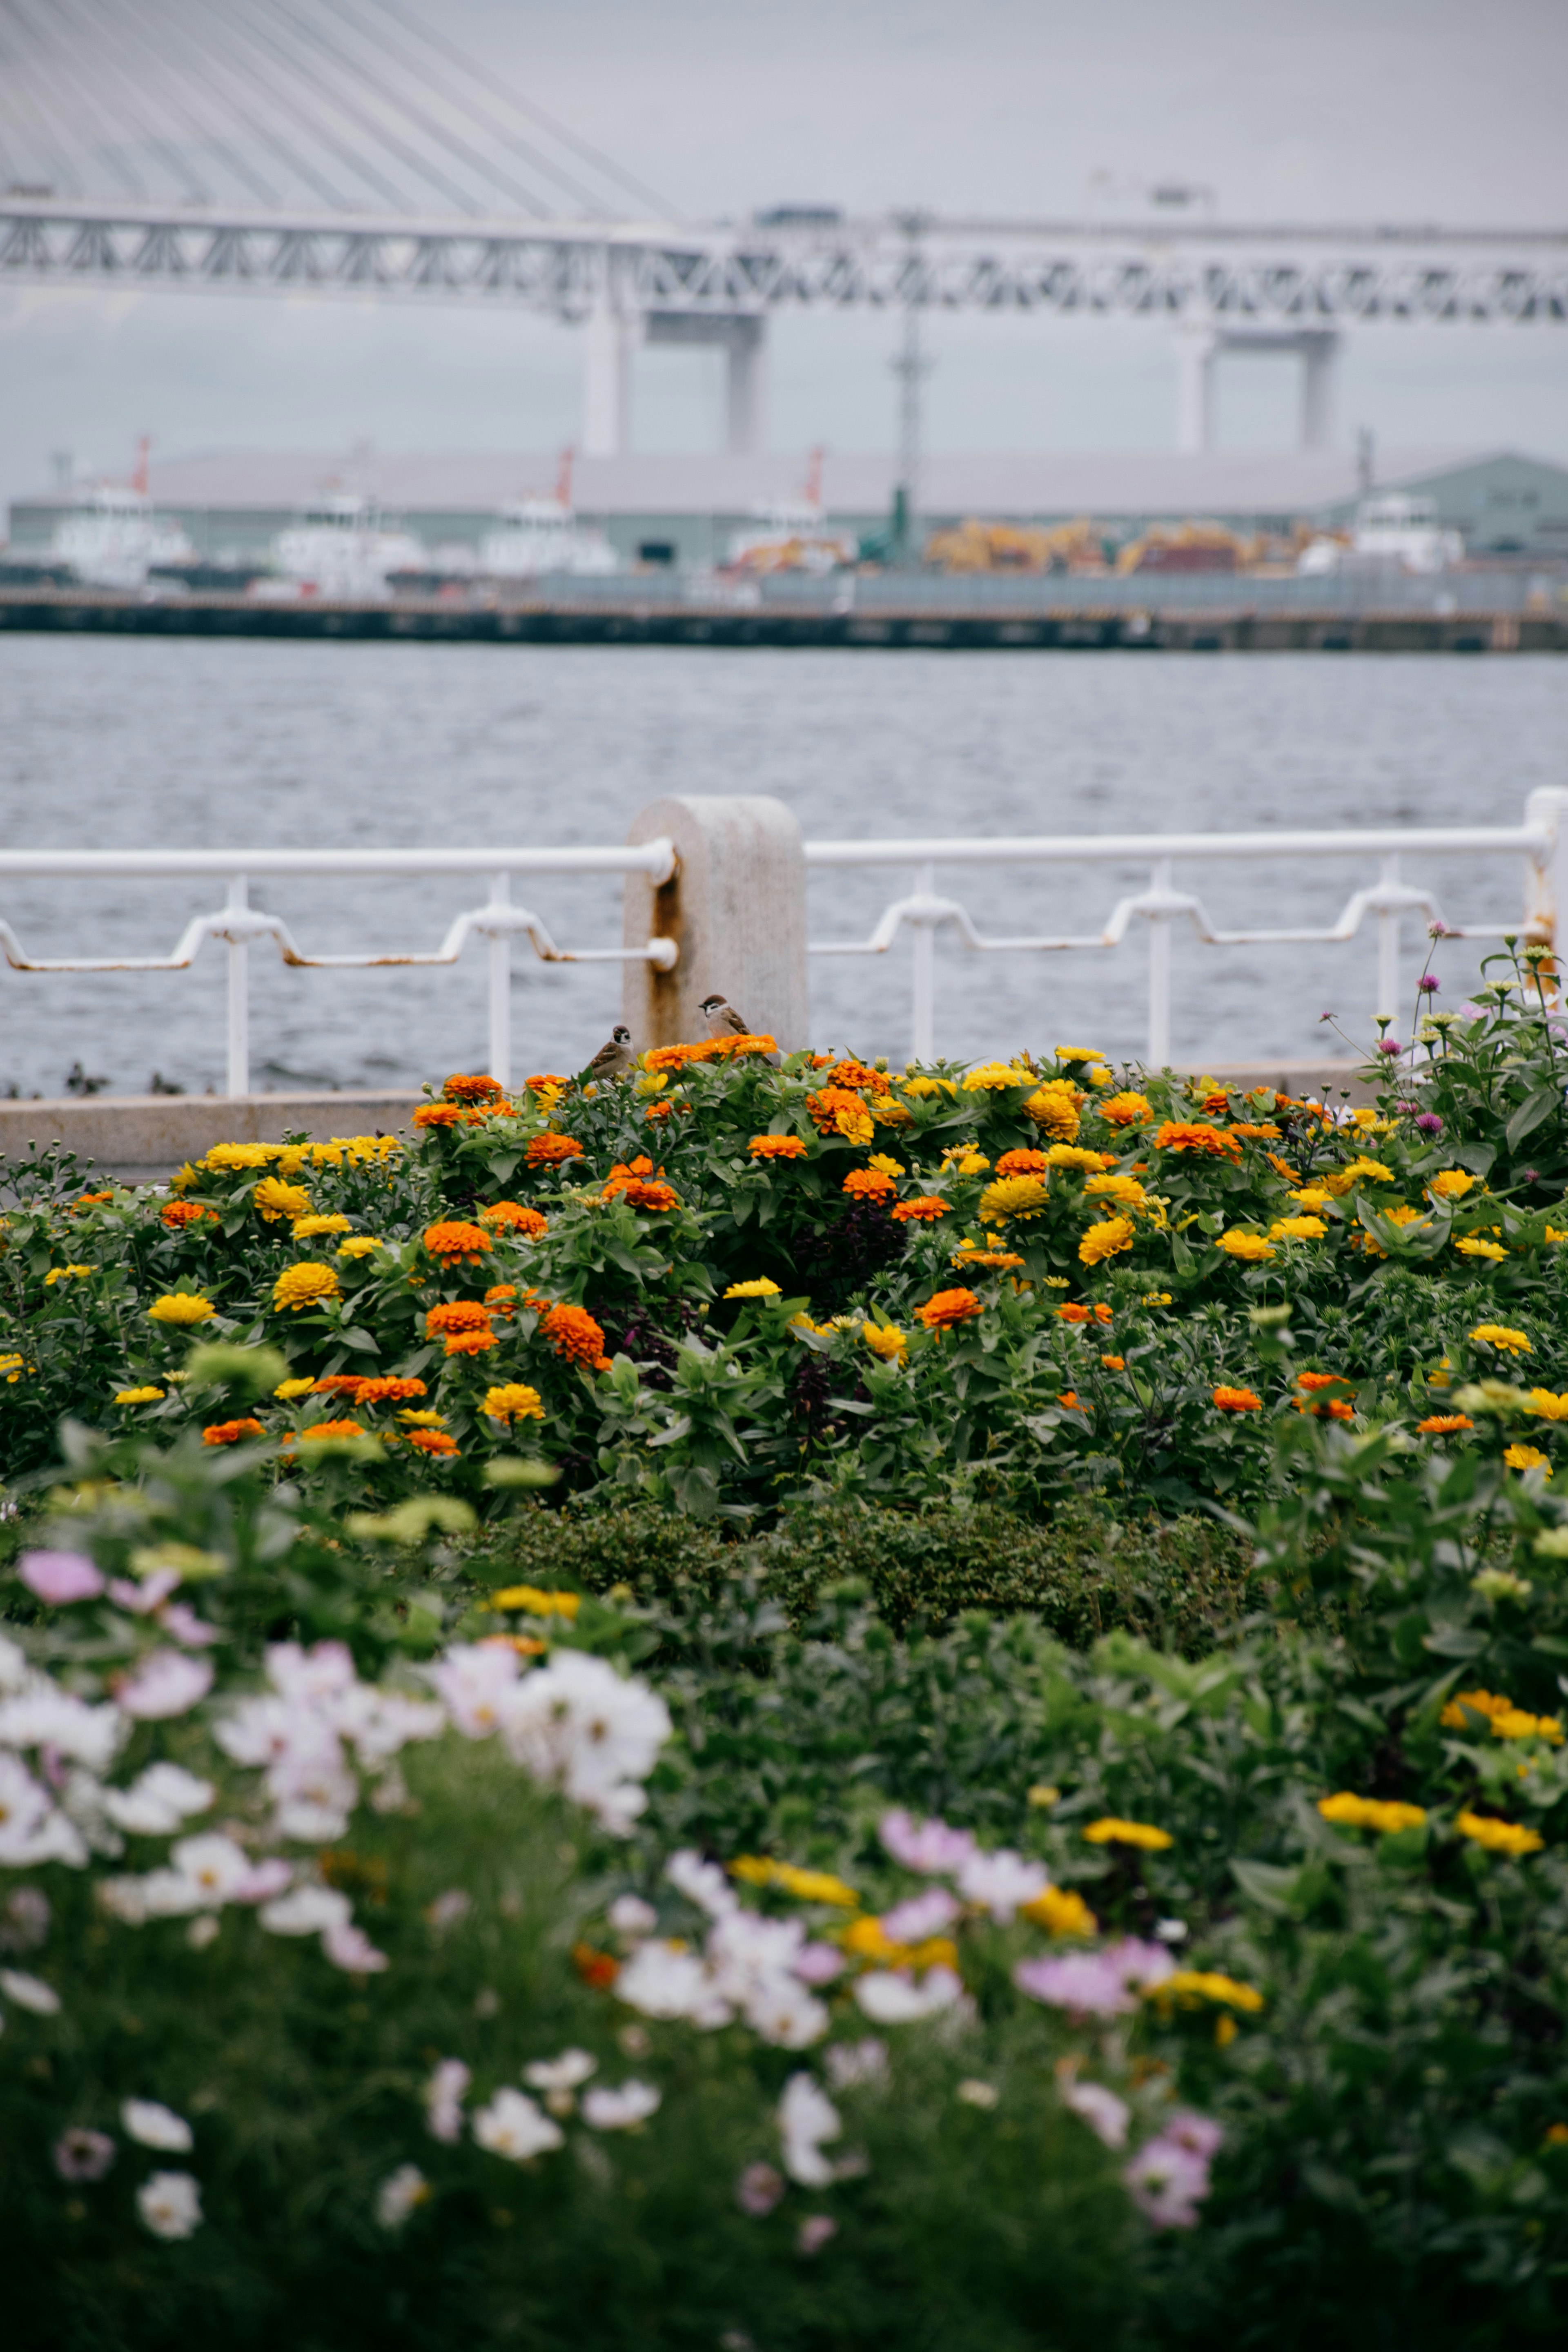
699;993;780;1067
581;1025;635;1084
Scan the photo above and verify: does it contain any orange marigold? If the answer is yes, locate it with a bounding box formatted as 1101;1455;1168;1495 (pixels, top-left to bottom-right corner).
202;1418;265;1446
525;1133;585;1169
750;1134;808;1161
543;1302;608;1367
485;1283;519;1318
805;1087;874;1144
443;1327;498;1358
526;1074;568;1093
602;1157;679;1211
405;1427;460;1457
643;1035;778;1071
160;1200;214;1230
351;1377;428;1407
1296;1371;1345;1391
1419;1412;1474;1434
891;1196;950;1223
312;1374;365;1397
826;1059;893;1093
423;1219;493;1264
412;1104;465;1131
443;1073;507;1103
299;1418;366;1442
994;1149;1052;1178
1155;1120;1241;1159
843;1168;896;1200
1213;1385;1263;1413
425;1300;492;1336
915;1287;984;1331
571;1941;621;1990
1296;1396;1354;1421
479;1200;549;1238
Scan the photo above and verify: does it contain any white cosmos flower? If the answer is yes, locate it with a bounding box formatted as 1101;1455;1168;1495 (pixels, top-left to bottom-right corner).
122;2098;194;2152
322;1920;389;1973
338;1689;445;1768
744;1980;831;2050
471;2087;564;2163
615;1938;733;2028
825;2039;888;2089
608;1892;659;1938
430;1644;520;1738
0;1683;123;1772
497;1651;670;1830
375;2163;430;2229
955;1847;1049;1923
581;2079;661;2130
102;1763;216;1837
423;2058;471;2144
665;1850;738;1919
169;1833;265;1909
118;1652;213;1721
778;2073;842;2187
0;1752;53;1855
853;1965;965;2025
266;1640;358;1704
524;2048;597;2095
0;1967;60;2014
0;1635;29;1691
136;2170;202;2240
259;1883;352;1937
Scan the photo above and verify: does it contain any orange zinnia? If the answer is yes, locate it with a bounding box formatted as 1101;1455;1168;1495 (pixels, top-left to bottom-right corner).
1213;1385;1263;1412
1296;1371;1345;1391
543;1302;609;1368
826;1058;893;1093
350;1376;428;1407
202;1418;265;1446
602;1157;679;1211
485;1283;519;1318
412;1104;465;1131
312;1373;364;1397
525;1133;585;1169
843;1168;896;1200
1154;1120;1241;1159
443;1073;507;1103
160;1200;214;1230
425;1300;492;1335
1419;1413;1474;1434
915;1287;984;1332
750;1134;808;1161
891;1196;949;1223
443;1327;498;1357
423;1220;493;1264
405;1427;460;1457
300;1418;366;1442
995;1149;1052;1178
479;1200;548;1237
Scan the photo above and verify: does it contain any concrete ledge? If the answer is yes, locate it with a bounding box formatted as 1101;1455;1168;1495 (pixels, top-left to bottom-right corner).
0;1091;421;1182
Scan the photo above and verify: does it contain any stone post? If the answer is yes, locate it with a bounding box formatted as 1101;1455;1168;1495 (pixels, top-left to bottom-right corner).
621;795;809;1052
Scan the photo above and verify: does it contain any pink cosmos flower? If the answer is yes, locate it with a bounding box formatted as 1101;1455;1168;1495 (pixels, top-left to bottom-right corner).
117;1651;213;1720
109;1572;181;1615
878;1887;960;1943
1123;2134;1212;2228
19;1552;104;1605
53;2126;116;2181
736;2161;786;2216
1015;1937;1174;2019
323;1920;390;1973
878;1808;977;1875
797;2214;838;2256
792;1942;847;1984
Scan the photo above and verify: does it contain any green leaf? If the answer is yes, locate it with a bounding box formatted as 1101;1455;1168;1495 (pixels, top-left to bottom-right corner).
1505;1087;1560;1153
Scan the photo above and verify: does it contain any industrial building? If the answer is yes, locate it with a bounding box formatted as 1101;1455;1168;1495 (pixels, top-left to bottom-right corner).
7;446;1568;576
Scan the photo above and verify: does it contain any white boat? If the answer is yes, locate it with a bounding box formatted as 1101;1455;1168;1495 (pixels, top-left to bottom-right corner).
49;448;195;589
259;495;427;600
726;449;856;575
477;450;618;579
1299;492;1465;577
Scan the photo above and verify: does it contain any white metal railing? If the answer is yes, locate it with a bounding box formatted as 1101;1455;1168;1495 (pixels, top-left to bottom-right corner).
0;843;677;1095
804;790;1568;1063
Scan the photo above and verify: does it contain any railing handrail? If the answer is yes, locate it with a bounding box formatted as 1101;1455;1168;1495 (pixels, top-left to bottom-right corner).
804;826;1546;867
0;842;677;881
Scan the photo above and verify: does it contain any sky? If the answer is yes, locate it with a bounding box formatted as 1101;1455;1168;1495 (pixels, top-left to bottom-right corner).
2;0;1566;512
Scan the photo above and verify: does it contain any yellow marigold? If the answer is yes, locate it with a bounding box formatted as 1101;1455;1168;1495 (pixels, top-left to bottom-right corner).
725;1278;783;1299
1317;1792;1428;1833
1289;1186;1334;1212
1151;1971;1265;2014
1441;1688;1512;1728
1213;1385;1263;1413
336;1236;383;1260
272;1261;340;1314
274;1377;317;1401
254;1176;312;1222
1492;1706;1564;1743
940;1147;992;1175
1527;1389;1568;1421
292;1214;351;1240
861;1321;908;1362
1024;1081;1085;1140
1021;1886;1098;1937
482;1383;545;1423
1504;1443;1552;1475
148;1292;216;1325
1100;1090;1153;1128
44;1265;93;1284
950;1246;1025;1271
1084;1172;1147;1205
899;1074;956;1101
1046;1144;1115;1172
978;1174;1051;1222
1428;1169;1477;1200
749;1134;808;1161
1456;1236;1508;1263
200;1142;278;1172
0;1352;27;1382
915;1287;984;1332
1471;1323;1531;1354
398;1409;448;1427
114;1385;165;1405
1082;1817;1173;1851
1269;1216;1327;1241
1457;1810;1544;1858
730;1855;860;1907
1216;1229;1275;1262
962;1061;1033;1093
868;1153;905;1178
489;1584;581;1618
1079;1216;1136;1266
1053;1046;1107;1065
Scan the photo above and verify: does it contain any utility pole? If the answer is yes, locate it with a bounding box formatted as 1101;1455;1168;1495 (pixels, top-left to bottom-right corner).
889;210;933;565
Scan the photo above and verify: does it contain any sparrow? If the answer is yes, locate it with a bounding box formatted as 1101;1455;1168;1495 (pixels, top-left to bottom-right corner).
700;993;781;1066
581;1024;636;1084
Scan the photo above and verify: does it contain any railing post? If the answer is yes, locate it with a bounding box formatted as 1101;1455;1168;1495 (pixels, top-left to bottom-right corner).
911;860;935;1065
1377;854;1401;1023
488;871;512;1090
1147;859;1172;1067
225;874;249;1099
1525;788;1568;1001
623;796;807;1051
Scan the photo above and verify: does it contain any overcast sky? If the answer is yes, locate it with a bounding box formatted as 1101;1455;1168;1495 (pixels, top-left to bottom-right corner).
2;0;1566;512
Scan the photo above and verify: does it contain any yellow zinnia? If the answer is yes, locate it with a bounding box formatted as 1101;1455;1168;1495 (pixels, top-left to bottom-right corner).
724;1278;783;1300
1079;1216;1135;1266
978;1175;1051;1222
1216;1230;1275;1262
271;1261;340;1313
1456;1811;1544;1858
1082;1817;1173;1851
148;1293;216;1326
1317;1792;1427;1834
1470;1324;1531;1355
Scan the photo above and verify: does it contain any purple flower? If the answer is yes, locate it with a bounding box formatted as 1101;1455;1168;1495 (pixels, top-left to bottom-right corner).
1418;974;1441;994
19;1551;104;1606
1165;2109;1223;2160
1377;1039;1404;1058
1124;2134;1211;2229
878;1808;977;1875
879;1887;960;1944
1428;921;1451;939
1414;1112;1444;1136
53;2127;116;2183
797;2214;838;2256
736;2161;786;2216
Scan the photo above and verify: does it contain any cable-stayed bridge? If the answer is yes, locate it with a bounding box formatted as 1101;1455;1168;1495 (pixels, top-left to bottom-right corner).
2;0;1564;459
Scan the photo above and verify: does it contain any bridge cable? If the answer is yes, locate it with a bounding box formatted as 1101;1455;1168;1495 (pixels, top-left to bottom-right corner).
145;0;357;212
60;0;285;209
